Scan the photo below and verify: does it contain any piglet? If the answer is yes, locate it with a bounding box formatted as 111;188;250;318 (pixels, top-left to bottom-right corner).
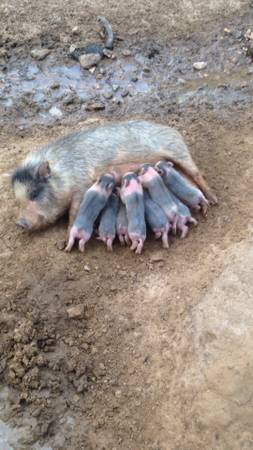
143;190;170;249
65;174;115;252
138;163;178;229
155;161;209;215
170;192;198;238
120;172;146;254
97;192;119;251
116;202;130;246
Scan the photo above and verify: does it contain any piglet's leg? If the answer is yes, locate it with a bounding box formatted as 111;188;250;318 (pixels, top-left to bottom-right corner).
135;239;144;254
78;239;86;252
68;191;86;235
162;231;169;249
180;224;189;239
189;217;198;226
106;238;113;251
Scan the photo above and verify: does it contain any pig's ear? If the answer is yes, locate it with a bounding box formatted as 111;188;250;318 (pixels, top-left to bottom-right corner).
166;161;174;167
36;161;51;181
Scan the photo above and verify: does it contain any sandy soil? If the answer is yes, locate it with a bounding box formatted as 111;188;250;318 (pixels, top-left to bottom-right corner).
1;1;253;450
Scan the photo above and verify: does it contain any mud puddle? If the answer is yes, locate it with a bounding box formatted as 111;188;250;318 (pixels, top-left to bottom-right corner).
1;13;253;128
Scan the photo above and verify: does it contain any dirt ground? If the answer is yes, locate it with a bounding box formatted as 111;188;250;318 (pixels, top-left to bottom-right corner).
1;1;253;450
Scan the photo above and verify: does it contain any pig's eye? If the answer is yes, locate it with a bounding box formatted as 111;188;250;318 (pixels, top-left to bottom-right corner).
30;189;40;200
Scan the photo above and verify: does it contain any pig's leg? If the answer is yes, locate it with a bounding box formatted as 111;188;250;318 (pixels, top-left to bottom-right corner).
136;239;144;254
78;239;86;252
161;231;169;249
200;197;209;215
65;234;76;252
189;217;198;226
180;223;189;239
124;234;131;246
130;240;138;251
119;234;125;246
106;238;113;251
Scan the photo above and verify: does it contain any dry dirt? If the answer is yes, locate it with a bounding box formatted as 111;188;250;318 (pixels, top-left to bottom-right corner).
1;1;253;450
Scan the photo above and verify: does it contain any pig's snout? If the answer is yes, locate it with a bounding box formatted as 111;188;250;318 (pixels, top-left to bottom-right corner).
16;217;30;229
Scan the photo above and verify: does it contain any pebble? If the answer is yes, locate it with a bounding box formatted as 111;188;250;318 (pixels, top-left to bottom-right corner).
150;251;165;263
112;84;119;92
122;49;132;57
131;75;138;82
193;61;207;70
67;304;85;319
50;82;60;90
0;48;8;57
30;48;51;60
72;26;80;35
85;101;105;111
103;91;113;99
49;106;63;118
121;88;129;97
103;48;115;59
247;65;253;74
84;264;90;272
79;53;102;69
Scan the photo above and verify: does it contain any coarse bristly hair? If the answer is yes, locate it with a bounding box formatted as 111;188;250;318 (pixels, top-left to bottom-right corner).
11;164;50;202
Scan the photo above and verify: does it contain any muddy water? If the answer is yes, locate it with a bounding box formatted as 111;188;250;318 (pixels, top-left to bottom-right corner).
1;16;253;129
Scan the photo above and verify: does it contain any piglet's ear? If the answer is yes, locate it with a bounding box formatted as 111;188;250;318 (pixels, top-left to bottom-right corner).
167;161;174;167
36;161;51;180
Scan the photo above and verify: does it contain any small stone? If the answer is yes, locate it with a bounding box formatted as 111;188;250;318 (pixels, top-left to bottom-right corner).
72;26;80;35
122;49;132;57
112;84;119;92
121;88;129;97
79;53;102;69
150;251;165;263
177;77;186;85
85;101;105;111
103;48;114;58
244;29;253;40
49;106;63;118
247;65;253;74
84;264;90;272
50;82;60;90
30;48;51;60
115;390;122;398
193;61;207;70
224;28;231;34
89;67;96;74
103;91;113;99
67;304;85;319
69;44;76;54
131;75;138;82
56;240;66;251
0;48;8;57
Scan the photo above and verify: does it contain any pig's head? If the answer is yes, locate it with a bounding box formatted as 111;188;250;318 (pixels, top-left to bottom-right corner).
11;161;60;230
96;173;115;195
121;172;139;189
155;160;174;177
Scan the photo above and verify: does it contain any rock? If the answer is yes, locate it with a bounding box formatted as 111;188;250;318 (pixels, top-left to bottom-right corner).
30;48;51;60
79;53;102;69
49;106;63;118
244;29;253;40
85;101;105;111
72;26;80;35
246;42;253;58
67;304;85;319
247;65;253;74
103;91;113;99
150;251;165;263
121;88;129;97
224;28;231;34
193;61;207;70
112;84;119;92
50;82;60;90
103;48;115;58
131;75;138;82
122;49;132;57
0;48;8;58
84;264;90;272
